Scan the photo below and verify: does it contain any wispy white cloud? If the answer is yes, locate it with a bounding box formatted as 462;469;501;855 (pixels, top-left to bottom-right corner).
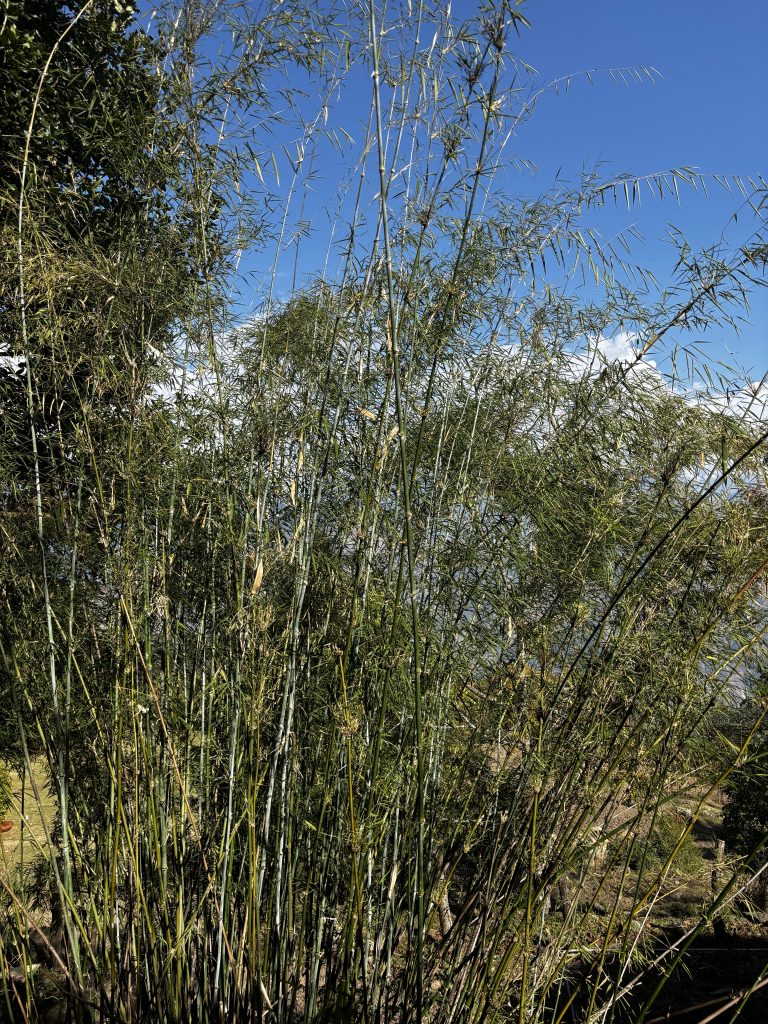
563;331;767;425
567;331;660;384
693;378;768;423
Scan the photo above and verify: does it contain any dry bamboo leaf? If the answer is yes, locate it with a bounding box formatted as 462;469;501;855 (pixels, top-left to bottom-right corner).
251;559;264;595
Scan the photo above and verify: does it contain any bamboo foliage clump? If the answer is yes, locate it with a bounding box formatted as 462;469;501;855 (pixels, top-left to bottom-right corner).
1;1;768;1022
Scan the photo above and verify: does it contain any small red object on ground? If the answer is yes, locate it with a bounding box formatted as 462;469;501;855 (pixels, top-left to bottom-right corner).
0;820;13;834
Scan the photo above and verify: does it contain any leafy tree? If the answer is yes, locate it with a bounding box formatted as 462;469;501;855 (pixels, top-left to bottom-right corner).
0;0;194;781
0;0;191;476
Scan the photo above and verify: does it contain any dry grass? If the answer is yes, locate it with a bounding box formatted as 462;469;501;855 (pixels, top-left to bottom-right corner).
0;760;57;885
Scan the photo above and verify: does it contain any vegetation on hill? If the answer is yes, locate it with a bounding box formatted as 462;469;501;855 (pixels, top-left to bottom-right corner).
1;1;767;1022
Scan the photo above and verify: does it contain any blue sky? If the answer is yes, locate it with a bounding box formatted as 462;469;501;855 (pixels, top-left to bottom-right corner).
169;0;767;380
505;0;768;375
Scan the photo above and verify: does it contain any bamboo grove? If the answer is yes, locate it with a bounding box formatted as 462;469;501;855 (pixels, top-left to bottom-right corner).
1;1;768;1021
